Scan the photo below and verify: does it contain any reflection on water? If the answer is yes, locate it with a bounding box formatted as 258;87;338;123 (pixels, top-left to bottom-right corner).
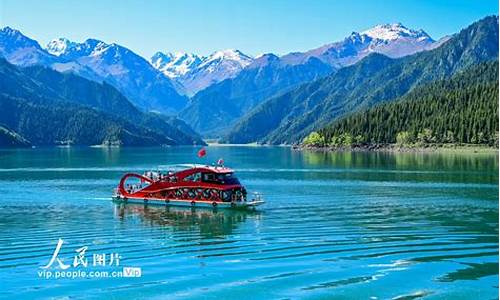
114;203;260;238
301;149;498;172
438;262;498;282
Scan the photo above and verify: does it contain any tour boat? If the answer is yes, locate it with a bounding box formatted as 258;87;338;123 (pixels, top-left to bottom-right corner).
112;164;264;209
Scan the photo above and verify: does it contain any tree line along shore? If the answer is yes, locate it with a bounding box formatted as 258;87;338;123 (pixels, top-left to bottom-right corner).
300;62;498;153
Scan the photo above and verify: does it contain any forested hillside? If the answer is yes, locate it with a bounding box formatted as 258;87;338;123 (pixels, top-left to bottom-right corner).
0;59;205;146
181;55;333;136
303;62;498;147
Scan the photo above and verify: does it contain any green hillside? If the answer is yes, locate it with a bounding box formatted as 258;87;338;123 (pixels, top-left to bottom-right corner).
0;59;205;146
303;62;498;147
181;55;333;136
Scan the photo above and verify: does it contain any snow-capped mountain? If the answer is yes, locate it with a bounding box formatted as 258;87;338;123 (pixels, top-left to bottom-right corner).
46;38;187;113
46;38;112;60
150;52;203;78
151;49;253;95
199;49;253;76
361;22;431;41
281;23;436;67
0;27;187;113
46;37;76;56
0;28;101;83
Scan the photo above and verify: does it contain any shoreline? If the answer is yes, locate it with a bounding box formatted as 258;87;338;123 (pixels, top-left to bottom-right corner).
294;144;499;154
0;143;497;154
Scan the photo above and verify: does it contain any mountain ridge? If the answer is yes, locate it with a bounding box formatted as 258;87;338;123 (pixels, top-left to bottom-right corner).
151;49;253;95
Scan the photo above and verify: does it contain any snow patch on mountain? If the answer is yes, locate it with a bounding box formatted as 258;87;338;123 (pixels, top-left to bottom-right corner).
198;49;253;73
151;52;202;78
281;22;436;68
151;49;253;95
46;38;75;56
361;23;432;42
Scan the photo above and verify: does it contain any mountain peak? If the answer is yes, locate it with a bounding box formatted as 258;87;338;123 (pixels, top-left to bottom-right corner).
149;48;254;94
0;26;43;52
0;26;35;43
46;37;75;56
361;23;433;42
1;26;22;36
84;38;105;46
45;37;112;58
150;51;203;78
151;51;173;63
248;53;280;68
200;49;253;70
197;49;253;78
209;49;252;62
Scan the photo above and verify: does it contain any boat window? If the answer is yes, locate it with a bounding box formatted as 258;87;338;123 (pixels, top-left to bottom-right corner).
183;172;201;182
202;173;217;183
201;172;240;184
219;173;240;184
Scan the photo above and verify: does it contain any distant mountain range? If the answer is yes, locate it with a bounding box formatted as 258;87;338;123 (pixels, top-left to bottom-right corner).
181;22;445;136
223;16;499;144
0;16;496;147
0;21;442;116
0;29;187;114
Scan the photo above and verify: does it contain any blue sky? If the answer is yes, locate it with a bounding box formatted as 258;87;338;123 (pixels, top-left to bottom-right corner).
0;0;497;58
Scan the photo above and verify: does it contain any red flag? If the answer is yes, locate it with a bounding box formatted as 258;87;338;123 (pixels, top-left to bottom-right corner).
217;158;224;165
197;147;206;158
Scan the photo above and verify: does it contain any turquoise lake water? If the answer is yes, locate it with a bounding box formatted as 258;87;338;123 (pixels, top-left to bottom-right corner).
0;146;498;300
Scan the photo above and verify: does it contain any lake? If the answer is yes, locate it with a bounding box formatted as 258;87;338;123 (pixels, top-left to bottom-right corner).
0;146;497;299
